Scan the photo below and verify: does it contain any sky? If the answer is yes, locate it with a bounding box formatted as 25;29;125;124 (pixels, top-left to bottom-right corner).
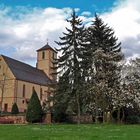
0;0;140;66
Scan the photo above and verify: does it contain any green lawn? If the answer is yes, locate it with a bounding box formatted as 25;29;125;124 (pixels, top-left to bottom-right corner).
0;124;139;140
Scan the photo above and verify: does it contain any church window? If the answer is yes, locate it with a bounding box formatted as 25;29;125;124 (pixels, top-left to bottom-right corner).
22;100;25;104
23;85;25;98
42;51;45;59
32;86;35;93
52;52;55;59
40;88;43;100
4;103;8;112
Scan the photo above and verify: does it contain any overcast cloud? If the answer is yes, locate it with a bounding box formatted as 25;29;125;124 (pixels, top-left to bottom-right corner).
0;0;140;65
102;0;140;60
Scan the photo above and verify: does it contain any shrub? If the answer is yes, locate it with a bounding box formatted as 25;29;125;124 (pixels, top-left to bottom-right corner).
11;103;19;115
26;90;43;123
126;115;140;124
52;103;69;123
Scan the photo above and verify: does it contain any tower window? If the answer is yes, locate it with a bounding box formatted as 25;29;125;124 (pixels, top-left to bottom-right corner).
23;85;25;98
52;52;55;59
42;51;45;59
40;88;43;100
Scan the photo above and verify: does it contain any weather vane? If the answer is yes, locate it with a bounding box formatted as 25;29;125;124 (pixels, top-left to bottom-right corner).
46;38;49;45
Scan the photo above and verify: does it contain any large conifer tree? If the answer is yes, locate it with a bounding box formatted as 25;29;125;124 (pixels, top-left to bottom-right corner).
87;14;124;122
54;10;85;124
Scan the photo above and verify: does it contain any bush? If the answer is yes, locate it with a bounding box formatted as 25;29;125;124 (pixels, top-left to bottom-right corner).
126;115;140;124
11;103;19;115
26;90;43;123
52;103;68;123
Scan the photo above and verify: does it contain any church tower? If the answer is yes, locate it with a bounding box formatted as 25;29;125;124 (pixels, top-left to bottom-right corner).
36;43;57;81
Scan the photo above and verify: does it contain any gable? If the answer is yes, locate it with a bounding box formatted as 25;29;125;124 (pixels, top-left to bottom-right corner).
0;55;15;80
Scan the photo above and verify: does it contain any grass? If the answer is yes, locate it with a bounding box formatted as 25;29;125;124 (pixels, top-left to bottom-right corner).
0;124;139;140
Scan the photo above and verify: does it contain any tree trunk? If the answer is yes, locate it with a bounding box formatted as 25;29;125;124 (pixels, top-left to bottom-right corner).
121;108;125;124
76;92;80;124
107;111;111;123
103;111;107;123
110;110;113;123
117;108;121;124
95;95;98;123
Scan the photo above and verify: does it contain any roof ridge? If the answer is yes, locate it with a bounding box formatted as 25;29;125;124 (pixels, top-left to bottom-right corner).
37;43;57;52
1;54;36;69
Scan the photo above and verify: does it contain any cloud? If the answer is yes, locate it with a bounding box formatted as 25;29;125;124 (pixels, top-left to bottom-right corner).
0;6;72;65
101;0;140;59
81;11;91;16
0;6;93;66
0;0;140;66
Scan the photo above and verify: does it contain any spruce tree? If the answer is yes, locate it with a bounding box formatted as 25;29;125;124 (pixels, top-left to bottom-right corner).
55;10;85;124
52;74;70;122
11;102;19;115
26;90;43;123
87;14;124;122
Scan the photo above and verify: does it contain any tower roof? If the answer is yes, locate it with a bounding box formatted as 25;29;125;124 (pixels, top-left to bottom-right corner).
37;43;56;52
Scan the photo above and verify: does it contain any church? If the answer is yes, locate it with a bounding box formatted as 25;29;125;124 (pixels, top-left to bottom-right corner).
0;43;57;113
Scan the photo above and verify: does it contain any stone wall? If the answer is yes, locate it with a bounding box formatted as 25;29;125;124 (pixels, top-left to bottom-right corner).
0;113;52;124
0;115;26;124
69;115;93;123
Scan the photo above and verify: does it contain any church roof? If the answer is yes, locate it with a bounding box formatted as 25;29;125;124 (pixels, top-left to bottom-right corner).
37;43;56;52
2;55;52;86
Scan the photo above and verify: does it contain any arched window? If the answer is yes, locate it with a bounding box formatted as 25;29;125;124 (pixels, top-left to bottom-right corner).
42;51;45;59
32;86;35;93
23;85;25;98
52;52;55;59
40;88;43;100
